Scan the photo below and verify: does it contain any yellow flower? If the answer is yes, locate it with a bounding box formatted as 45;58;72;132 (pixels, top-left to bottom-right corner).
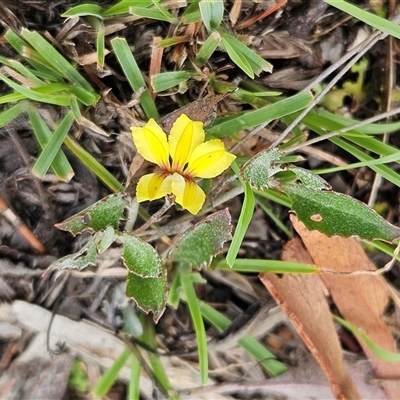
131;114;236;215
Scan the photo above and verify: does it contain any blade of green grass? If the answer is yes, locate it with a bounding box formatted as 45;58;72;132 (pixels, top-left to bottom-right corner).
0;56;45;86
220;32;273;77
181;273;208;385
314;151;400;175
0;101;28;127
220;33;253;78
195;32;221;66
334;315;400;362
87;16;106;69
32;110;75;178
198;301;287;376
325;0;400;40
305;108;400;135
111;37;158;120
151;71;203;92
0;72;71;106
92;347;131;397
217;258;319;274
207;91;313;138
21;29;94;92
127;354;141;400
226;162;254;268
28;108;74;181
199;0;224;31
63;135;124;192
140;317;178;399
304;118;400;187
102;1;153;17
62;4;104;18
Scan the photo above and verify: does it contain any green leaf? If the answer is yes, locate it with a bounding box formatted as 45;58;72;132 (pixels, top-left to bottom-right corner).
102;1;153;17
63;136;124;193
55;193;129;235
181;274;208;385
96;226;116;253
240;148;283;190
0;72;71;106
199;0;224;31
86;16;106;69
282;184;400;242
0;101;28;128
126;270;167;323
49;237;98;271
168;209;232;268
119;233;164;278
92;348;132;398
287;166;332;190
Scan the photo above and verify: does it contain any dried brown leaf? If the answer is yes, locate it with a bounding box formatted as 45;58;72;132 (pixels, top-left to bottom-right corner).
260;237;361;400
291;214;400;399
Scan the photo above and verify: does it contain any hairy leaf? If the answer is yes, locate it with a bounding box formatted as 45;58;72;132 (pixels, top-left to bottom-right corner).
283;184;400;242
168;209;232;268
119;233;163;278
55;193;129;235
48;237;98;271
126;271;167;323
240;148;283;190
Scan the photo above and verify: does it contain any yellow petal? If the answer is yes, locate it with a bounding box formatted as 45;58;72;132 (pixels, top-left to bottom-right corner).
131;119;169;168
170;173;205;215
169;114;204;171
186;139;236;178
136;172;173;202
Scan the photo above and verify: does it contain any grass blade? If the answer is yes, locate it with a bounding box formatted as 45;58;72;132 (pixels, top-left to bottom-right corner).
207;91;313;138
111;37;158;120
63;135;124;192
0;101;28;127
92;347;131;397
199;301;287;376
325;0;400;40
217;258;319;274
0;72;71;106
32;110;75;178
21;29;94;92
199;0;224;31
182;273;208;385
28;108;74;181
226;162;255;268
